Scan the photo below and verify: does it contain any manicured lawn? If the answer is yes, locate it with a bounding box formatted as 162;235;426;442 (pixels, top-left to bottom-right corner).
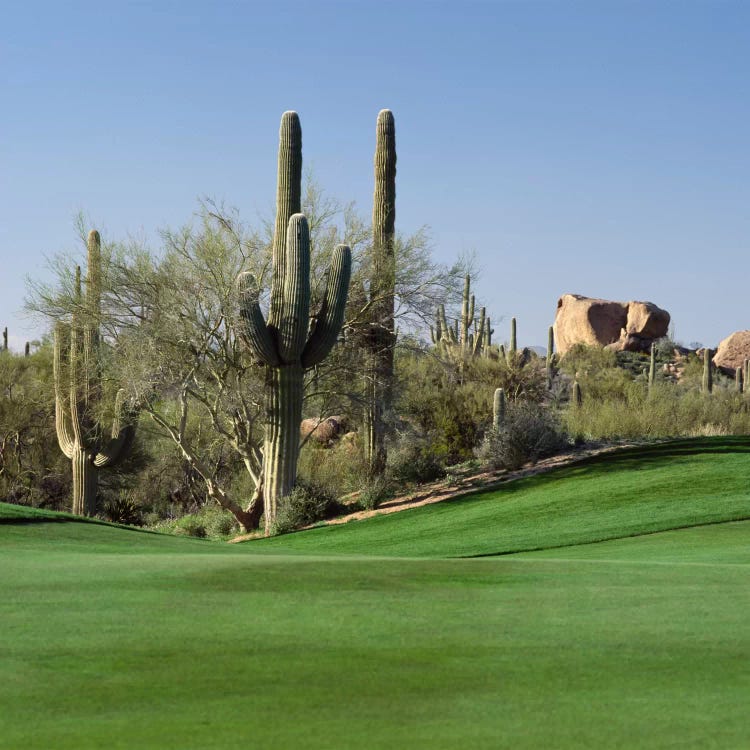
2;437;749;749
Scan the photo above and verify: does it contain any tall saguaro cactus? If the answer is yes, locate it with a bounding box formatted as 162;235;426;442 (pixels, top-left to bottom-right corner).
364;109;396;477
648;342;656;389
54;230;136;516
236;112;351;534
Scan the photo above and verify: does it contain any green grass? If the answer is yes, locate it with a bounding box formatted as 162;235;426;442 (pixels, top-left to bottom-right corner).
2;437;749;749
250;436;750;557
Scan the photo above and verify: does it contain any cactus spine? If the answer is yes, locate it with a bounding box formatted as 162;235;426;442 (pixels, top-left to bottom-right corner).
702;348;713;394
54;230;136;516
363;109;397;477
237;113;351;534
493;388;506;431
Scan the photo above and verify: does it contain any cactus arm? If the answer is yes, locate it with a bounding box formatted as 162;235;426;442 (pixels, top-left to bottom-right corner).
67;322;86;449
53;324;75;459
460;275;470;347
94;390;137;467
268;112;303;331
236;272;280;367
473;307;486;356
430;326;437;345
301;244;351;369
277;214;311;363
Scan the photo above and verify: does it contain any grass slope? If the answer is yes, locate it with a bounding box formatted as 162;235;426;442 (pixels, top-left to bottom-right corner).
250;437;750;557
2;438;749;749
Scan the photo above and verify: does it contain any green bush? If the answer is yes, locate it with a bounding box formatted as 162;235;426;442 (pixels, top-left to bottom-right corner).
271;481;344;535
388;435;446;485
479;402;568;471
356;476;393;511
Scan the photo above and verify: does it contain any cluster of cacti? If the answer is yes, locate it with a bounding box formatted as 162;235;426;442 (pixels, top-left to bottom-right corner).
54;230;137;516
702;348;713;394
362;110;397;477
237;112;351;534
431;274;493;358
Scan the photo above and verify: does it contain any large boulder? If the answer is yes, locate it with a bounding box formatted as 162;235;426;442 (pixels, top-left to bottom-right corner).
554;294;670;355
300;415;349;446
713;331;750;374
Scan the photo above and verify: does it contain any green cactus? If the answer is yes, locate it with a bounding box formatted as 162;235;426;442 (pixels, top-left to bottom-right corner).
54;230;137;516
363;109;397;477
509;317;517;358
493;387;506;432
432;274;492;359
702;348;713;394
236;114;351;533
736;367;743;394
648;342;656;389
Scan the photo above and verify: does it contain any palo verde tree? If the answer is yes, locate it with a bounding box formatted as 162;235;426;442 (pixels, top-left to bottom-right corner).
53;231;137;515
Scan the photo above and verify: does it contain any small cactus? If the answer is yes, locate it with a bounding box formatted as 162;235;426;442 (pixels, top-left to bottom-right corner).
702;348;713;394
648;342;656;389
493;387;506;431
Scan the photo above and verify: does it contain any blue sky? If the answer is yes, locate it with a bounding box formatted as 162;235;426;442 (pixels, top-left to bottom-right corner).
2;0;749;350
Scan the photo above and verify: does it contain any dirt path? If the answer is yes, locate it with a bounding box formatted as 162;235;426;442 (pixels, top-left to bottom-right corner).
229;441;647;543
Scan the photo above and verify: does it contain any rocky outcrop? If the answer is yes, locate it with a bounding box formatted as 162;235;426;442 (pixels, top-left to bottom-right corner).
554;294;670;355
713;331;750;374
300;416;349;446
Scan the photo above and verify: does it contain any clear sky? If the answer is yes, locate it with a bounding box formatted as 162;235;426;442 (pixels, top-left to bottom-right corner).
2;0;748;351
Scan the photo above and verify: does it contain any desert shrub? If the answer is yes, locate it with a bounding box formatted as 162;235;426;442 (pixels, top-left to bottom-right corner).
356;476;393;511
296;439;366;498
271;481;344;535
480;402;568;471
101;492;142;526
152;504;239;539
387;434;446;485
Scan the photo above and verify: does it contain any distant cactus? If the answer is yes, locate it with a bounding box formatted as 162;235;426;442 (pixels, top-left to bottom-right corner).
546;326;555;389
432;274;492;359
493;387;506;431
648;342;656;389
54;230;137;516
509;317;517;357
737;367;743;394
702;348;713;394
236;113;351;534
24;341;30;357
2;327;6;351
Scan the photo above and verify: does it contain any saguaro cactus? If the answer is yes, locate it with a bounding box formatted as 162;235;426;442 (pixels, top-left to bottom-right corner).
493;387;506;431
736;367;743;394
363;109;397;477
237;215;351;535
702;348;713;394
235;114;350;534
509;318;517;357
54;230;136;516
648;342;656;389
546;326;555;389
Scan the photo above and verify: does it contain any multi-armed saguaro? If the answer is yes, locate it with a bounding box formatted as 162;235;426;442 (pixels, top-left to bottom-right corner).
431;274;492;358
54;230;137;516
237;112;351;535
